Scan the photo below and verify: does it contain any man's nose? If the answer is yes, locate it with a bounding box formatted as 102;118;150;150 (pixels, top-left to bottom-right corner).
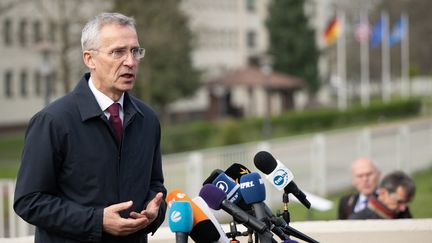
123;53;138;67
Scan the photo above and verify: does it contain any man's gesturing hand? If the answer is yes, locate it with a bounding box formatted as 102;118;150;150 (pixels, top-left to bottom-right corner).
103;200;148;236
103;193;164;236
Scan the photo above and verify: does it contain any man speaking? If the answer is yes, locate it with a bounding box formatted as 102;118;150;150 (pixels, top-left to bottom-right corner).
14;13;166;243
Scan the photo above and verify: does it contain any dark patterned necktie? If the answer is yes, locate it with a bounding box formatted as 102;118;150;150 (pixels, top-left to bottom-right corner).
107;103;123;143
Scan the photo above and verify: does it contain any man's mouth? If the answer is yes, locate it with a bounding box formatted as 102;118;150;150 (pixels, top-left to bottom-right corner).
120;73;135;79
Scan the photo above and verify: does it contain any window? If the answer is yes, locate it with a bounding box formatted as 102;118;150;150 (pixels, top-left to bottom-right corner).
3;19;12;45
19;19;28;46
20;70;28;97
33;20;42;43
246;30;256;49
4;71;13;98
34;70;42;96
246;0;256;12
49;21;56;42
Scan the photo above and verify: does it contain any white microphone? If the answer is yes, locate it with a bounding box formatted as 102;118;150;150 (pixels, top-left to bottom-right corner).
254;151;311;209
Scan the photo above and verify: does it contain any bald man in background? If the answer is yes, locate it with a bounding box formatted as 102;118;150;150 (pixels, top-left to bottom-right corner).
337;158;412;219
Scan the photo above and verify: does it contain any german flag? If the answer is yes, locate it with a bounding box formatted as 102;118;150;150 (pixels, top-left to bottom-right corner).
324;16;340;45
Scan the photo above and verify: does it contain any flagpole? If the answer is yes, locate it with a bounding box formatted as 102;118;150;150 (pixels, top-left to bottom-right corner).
401;13;410;98
337;10;347;110
360;10;370;107
382;11;391;102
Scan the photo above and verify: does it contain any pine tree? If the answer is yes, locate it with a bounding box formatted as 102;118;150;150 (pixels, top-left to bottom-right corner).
114;0;200;119
266;0;320;95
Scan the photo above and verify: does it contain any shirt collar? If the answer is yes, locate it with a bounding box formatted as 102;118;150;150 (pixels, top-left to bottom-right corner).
88;76;124;111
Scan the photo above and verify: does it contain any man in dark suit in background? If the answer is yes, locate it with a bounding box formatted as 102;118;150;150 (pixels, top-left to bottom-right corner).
338;158;381;219
350;170;416;219
338;158;412;219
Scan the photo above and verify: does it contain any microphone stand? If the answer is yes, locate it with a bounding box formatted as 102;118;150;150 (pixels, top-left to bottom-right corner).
278;192;290;225
227;221;251;243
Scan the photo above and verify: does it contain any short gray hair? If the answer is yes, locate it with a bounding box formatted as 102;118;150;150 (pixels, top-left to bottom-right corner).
81;12;136;51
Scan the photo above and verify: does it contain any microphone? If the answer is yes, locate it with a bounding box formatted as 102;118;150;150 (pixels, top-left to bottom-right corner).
203;168;224;185
166;189;221;242
239;172;267;220
254;151;311;209
225;163;251;183
168;201;193;243
212;172;242;204
192;197;230;243
240;172;290;241
199;184;270;236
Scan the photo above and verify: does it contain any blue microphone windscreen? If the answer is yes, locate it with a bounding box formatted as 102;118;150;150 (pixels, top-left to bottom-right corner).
239;172;266;204
212;172;242;204
199;184;227;210
168;201;193;233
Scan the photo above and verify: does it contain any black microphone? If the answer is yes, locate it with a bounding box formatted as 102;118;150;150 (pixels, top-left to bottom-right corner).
225;163;251;183
202;169;224;185
199;184;271;236
254;151;311;209
270;217;320;243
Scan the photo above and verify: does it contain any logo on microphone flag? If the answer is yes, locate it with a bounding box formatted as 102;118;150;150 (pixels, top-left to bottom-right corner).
215;181;228;192
267;160;295;191
170;210;182;223
273;169;289;186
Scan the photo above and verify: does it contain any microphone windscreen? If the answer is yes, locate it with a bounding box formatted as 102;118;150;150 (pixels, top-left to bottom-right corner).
168;201;193;233
190;220;221;242
203;169;224;185
166;189;208;226
212;173;241;204
254;151;277;174
199;184;227;210
167;189;221;242
193;197;230;243
224;163;251;183
239;172;266;204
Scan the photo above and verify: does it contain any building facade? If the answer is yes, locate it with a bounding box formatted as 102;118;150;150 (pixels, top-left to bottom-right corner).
1;0;331;127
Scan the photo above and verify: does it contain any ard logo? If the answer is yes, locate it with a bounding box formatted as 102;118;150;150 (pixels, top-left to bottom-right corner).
215;181;229;192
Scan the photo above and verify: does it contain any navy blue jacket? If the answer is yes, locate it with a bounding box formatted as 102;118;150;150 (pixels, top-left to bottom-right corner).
14;73;167;242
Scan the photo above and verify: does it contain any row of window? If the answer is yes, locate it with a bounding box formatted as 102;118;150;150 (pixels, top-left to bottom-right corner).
197;28;257;49
182;0;256;12
2;69;57;99
2;18;59;46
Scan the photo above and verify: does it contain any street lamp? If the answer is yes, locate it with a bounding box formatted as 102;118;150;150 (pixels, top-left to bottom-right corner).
260;54;273;139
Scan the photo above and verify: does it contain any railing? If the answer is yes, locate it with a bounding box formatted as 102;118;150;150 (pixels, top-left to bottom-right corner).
162;116;432;207
2;116;432;238
0;180;33;238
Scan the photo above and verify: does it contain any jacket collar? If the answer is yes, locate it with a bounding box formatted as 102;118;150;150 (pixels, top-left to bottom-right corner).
73;73;144;122
367;196;397;219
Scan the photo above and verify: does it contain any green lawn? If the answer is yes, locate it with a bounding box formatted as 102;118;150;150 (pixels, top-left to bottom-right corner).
1;131;431;220
0;132;24;178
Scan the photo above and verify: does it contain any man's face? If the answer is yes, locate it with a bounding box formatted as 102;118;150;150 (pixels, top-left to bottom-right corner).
83;23;140;99
380;186;410;213
352;160;380;196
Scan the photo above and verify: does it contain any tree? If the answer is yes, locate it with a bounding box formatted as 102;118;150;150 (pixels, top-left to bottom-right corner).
266;0;320;95
113;0;200;120
34;0;109;93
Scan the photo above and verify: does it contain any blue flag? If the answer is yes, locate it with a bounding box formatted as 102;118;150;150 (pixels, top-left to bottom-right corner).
389;16;406;46
370;15;384;48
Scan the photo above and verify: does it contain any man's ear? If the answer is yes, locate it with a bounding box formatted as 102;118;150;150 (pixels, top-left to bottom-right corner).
83;51;96;70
